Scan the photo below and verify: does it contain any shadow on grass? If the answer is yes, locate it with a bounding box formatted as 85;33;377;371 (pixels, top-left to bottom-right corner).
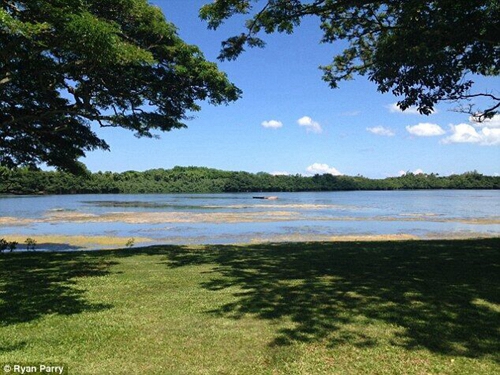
160;238;500;360
0;251;115;326
0;341;26;354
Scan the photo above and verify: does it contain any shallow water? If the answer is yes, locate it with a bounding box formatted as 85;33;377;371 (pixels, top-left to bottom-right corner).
1;190;499;249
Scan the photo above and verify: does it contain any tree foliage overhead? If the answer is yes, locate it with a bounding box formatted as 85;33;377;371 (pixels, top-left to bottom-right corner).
1;0;241;173
200;0;500;119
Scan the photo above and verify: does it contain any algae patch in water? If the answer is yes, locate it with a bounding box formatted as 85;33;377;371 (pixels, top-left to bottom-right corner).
82;200;217;210
0;216;36;226
1;211;499;226
40;210;301;224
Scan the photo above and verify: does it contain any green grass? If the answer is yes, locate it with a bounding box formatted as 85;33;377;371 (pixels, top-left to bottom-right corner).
1;239;499;374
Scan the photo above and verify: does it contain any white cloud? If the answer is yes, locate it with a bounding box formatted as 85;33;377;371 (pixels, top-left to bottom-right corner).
306;163;342;176
441;115;500;146
297;116;322;133
261;120;283;129
386;103;438;115
388;103;420;114
442;124;500;146
366;126;395;136
481;127;500;145
387;103;438;115
270;171;289;176
441;124;481;144
406;123;446;137
470;114;500;128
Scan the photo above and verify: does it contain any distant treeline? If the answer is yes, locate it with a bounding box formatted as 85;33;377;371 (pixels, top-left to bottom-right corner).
1;166;499;195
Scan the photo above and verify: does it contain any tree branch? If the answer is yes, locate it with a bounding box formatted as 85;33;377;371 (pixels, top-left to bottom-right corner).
2;0;22;15
1;107;113;128
451;92;500;121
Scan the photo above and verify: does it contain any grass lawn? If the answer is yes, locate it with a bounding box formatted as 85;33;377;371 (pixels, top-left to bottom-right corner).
1;239;499;374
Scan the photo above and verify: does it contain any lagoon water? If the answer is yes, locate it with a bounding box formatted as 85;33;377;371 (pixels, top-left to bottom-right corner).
1;190;499;249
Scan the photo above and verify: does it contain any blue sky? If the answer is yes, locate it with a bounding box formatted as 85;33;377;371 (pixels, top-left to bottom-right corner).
83;0;500;178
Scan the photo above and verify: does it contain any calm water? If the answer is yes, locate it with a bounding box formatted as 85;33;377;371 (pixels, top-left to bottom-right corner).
1;190;499;249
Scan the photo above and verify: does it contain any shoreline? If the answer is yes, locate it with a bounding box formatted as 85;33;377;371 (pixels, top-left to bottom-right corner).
2;233;499;253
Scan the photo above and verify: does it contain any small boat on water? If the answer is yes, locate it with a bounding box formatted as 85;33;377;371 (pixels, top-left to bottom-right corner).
252;196;278;200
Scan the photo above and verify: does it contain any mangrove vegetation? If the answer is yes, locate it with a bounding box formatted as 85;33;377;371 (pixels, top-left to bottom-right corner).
1;166;498;195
